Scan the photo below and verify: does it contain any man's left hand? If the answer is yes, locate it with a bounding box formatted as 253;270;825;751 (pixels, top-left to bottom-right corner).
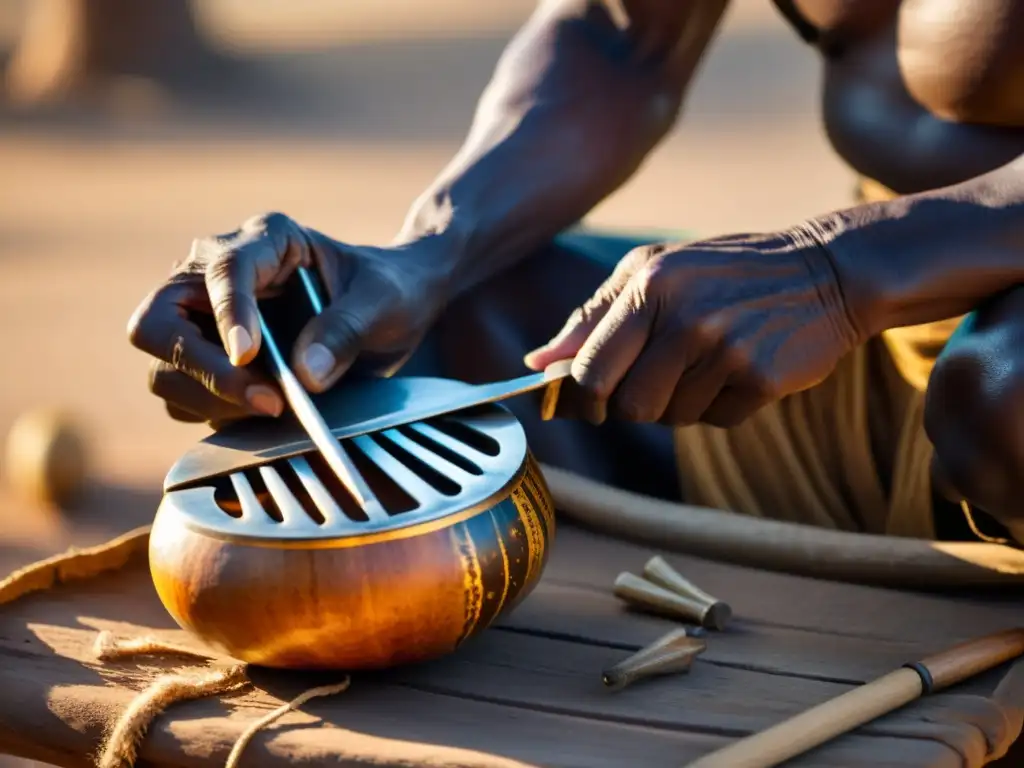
523;228;864;427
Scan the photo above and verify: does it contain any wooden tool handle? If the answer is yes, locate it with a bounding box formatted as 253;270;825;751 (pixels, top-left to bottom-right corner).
685;668;923;768
919;627;1024;692
684;628;1024;768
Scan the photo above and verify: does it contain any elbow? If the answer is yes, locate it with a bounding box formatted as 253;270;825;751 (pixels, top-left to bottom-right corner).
925;318;1024;526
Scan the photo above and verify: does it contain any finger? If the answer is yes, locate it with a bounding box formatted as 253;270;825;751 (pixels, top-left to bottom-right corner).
610;324;691;423
128;276;210;349
149;361;276;422
658;349;733;425
523;250;644;371
165;403;207;424
290;270;394;392
570;283;654;425
205;213;311;367
698;383;772;428
128;280;213;364
132;295;284;416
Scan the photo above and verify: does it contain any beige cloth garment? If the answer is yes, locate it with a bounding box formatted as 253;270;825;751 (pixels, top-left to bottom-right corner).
672;177;966;541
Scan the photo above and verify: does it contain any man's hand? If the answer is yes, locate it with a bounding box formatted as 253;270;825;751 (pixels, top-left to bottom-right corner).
524;229;864;427
127;212;451;425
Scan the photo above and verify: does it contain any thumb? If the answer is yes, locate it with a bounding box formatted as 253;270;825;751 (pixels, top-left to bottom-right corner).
291;285;388;393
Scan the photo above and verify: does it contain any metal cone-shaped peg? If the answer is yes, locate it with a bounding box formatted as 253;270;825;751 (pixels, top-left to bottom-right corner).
613;571;718;628
642;556;732;631
602;628;707;691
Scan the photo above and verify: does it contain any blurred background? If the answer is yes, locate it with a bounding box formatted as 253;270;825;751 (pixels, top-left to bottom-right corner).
0;5;852;761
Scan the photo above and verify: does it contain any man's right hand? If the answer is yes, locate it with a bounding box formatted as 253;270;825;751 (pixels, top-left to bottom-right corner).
127;212;452;426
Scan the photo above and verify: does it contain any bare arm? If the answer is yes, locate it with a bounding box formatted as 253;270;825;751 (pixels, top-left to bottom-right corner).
819;153;1024;337
124;0;731;425
819;155;1024;527
816;155;1024;525
394;0;731;296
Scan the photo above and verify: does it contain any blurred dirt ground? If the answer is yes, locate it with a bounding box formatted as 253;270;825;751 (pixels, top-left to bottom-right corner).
0;0;853;584
0;4;851;762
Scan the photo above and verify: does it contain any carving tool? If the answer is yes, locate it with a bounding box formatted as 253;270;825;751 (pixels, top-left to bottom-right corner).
686;628;1024;768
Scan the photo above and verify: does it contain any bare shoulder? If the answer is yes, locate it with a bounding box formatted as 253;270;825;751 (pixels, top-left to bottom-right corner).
897;0;1024;124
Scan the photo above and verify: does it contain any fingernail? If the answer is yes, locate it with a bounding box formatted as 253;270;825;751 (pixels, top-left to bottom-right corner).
227;325;254;366
246;385;283;416
302;343;336;385
523;347;547;369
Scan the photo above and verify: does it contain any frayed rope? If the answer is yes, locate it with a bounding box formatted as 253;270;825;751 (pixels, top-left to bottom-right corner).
92;631;350;768
94;631;214;662
96;662;249;768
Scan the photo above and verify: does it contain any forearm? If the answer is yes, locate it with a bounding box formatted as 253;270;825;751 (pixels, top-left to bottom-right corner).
818;154;1024;337
393;0;729;295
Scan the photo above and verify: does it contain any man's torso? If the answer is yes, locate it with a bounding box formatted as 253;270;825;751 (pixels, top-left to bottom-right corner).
775;0;1024;193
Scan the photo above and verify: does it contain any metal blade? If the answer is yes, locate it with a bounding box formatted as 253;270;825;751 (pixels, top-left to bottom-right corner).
318;359;572;441
163;370;562;493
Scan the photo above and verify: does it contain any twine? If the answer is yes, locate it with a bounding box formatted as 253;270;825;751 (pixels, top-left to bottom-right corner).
0;529;351;767
92;630;350;768
224;679;351;768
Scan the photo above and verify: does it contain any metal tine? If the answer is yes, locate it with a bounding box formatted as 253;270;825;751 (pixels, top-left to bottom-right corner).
259;465;317;530
256;264;385;518
351;434;437;510
228;471;265;524
258;314;383;515
381;427;481;487
287;455;345;528
320;438;390;521
406;421;497;469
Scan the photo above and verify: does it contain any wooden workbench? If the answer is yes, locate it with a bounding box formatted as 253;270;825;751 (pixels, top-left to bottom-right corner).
0;520;1021;768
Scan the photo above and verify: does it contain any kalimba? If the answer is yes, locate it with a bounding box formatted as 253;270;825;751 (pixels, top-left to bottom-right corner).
149;266;568;670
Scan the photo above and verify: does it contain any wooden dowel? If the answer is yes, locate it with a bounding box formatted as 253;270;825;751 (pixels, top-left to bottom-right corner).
685;628;1024;768
919;627;1024;691
685;668;922;768
613;572;710;626
643;556;732;630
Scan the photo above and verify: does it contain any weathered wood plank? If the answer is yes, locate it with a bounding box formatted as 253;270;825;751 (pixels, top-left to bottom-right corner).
1;576;968;748
545;524;1024;644
499;580;1018;705
500;580;919;682
394;627;1002;757
0;524;1015;767
0;608;959;768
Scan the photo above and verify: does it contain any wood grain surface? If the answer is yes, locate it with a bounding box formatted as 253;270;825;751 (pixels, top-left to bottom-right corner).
0;522;1019;768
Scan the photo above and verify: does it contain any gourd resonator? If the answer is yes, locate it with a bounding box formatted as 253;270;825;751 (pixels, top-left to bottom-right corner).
149;266;566;670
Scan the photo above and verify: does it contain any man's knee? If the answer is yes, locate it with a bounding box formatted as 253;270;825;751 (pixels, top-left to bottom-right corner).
925;306;1024;523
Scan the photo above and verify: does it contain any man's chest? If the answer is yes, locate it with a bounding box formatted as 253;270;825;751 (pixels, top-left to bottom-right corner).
778;0;1024;125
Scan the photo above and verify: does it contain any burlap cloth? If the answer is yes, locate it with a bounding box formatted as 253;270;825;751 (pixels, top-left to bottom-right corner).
0;466;1023;767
